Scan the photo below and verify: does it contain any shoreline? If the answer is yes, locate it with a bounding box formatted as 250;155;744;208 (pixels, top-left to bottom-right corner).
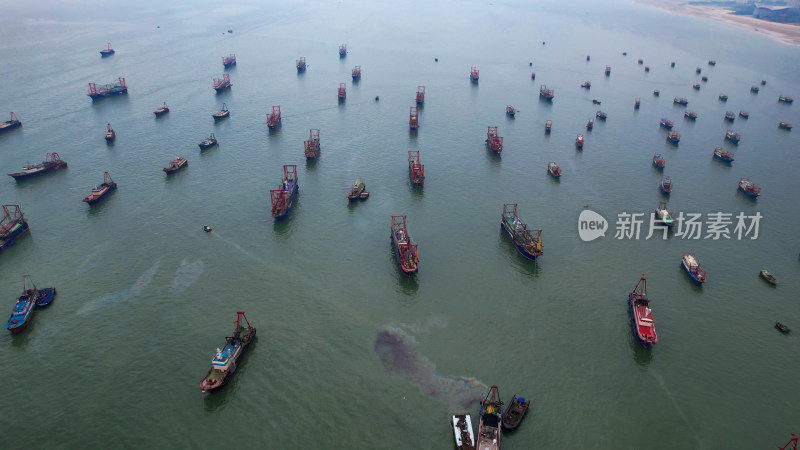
633;0;800;46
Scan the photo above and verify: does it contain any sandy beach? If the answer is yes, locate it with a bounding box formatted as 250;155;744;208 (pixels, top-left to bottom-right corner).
634;0;800;46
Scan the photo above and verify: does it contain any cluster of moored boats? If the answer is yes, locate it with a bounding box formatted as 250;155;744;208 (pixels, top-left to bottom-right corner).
452;386;531;450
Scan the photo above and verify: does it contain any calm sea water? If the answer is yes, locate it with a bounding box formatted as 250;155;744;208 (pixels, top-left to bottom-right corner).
1;0;799;447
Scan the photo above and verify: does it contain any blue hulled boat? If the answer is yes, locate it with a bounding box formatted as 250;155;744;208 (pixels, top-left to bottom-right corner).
82;172;117;206
36;288;57;308
4;276;39;334
270;165;298;220
682;253;707;284
661;176;673;194
501;204;543;261
0;205;29;254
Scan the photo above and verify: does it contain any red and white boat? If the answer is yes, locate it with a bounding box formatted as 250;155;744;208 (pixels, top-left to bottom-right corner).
163;157;188;174
628;274;657;346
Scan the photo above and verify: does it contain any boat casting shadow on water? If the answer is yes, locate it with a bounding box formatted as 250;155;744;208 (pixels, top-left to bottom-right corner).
202;339;257;412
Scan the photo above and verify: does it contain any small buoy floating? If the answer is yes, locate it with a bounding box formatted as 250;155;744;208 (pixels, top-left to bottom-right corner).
204;226;212;232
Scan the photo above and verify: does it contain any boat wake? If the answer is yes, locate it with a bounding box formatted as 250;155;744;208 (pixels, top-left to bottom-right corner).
172;258;204;292
374;326;486;409
76;260;161;315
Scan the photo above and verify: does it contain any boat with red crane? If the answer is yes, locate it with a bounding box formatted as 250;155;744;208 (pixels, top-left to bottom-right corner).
628;275;658;346
270;165;299;220
352;66;361;81
337;83;346;100
470;66;479;82
477;386;503;450
539;85;554;100
408;151;424;185
154;102;169;116
83;172;117;206
99;42;115;57
296;57;306;72
409;107;419;130
87;77;127;100
304;129;321;159
416;86;425;104
486;126;503;154
390;215;418;275
212;103;229;121
105;123;115;142
652;153;665;169
200;312;256;394
0;205;29;254
163;157;188;174
213;74;231;91
0;112;22;133
339;44;347;58
222;54;236;67
267;106;282;129
8;153;68;181
506;106;516;117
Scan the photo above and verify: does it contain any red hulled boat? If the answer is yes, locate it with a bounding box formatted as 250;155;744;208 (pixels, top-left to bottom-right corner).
628;275;657;346
409;107;419;130
267;106;282;129
408;151;424;185
163;157;188;174
486;126;503;154
390;215;418;275
304;129;321;159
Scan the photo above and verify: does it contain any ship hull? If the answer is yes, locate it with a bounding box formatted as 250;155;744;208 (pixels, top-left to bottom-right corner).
201;328;256;394
0;222;29;253
84;184;117;206
629;296;652;347
682;259;705;284
501;221;539;261
0;121;22;132
273;185;298;220
390;235;418;275
89;88;127;100
10;163;67;181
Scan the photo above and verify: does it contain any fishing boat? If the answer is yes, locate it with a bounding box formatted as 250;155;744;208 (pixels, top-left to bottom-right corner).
701;76;708;82
725;130;741;143
99;42;115;57
0;205;29;253
644;66;650;72
4;276;39;334
673;97;688;105
708;60;716;66
8;153;68;181
154;102;169;116
212;103;230;121
576;133;584;149
409;107;419;130
605;65;611;75
501;395;530;430
718;93;728;101
408;151;424;185
660;118;674;129
696;67;702;74
531;72;536;80
200;312;256;394
653;89;660;97
296;57;306;72
266;106;282;129
738;177;761;198
213;74;231;91
547;161;562;178
761;80;767;86
760;270;778;286
304;129;321;159
652;153;665;169
0;112;22;133
739;110;749;119
545;120;552;132
667;130;680;144
339;44;347;58
83;172;117;206
105;123;115;142
36;286;57;308
638;59;643;65
470;66;479;82
628;274;657;346
751;86;759;93
501;204;543;261
477;386;503;450
713;147;734;163
222;54;236;68
199;133;218;150
506;106;516;117
684;110;697;120
539;85;554;100
681;253;707;284
775;322;791;333
87;77;127;100
778;95;793;104
671;61;675;67
724;111;735;122
337;83;346;100
596;110;606;120
586;119;594;130
451;414;475;450
416;86;425;104
654;201;674;227
660;175;672;194
163;157;188;174
346;179;368;201
351;66;361;81
592;99;601;105
270;165;299;220
586;55;590;61
635;98;640;109
779;121;793;130
692;83;700;90
390;215;418;275
581;81;591;89
486;126;503;154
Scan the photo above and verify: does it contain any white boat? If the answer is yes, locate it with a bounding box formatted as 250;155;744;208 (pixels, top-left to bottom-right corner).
451;414;475;449
654;201;674;227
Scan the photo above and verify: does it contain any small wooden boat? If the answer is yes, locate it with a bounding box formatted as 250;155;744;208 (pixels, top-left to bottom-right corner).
545;120;552;132
596;110;606;120
586;119;593;130
592;99;601;105
725;130;741;143
708;60;716;66
8;153;68;181
673;97;688;105
628;275;658;346
576;134;584;149
4;278;38;334
660;118;674;129
667;130;680;144
547;161;561;178
0;112;22;133
692;83;700;90
501;395;530;430
154;102;169;116
654;201;674;227
213;103;230;121
724;111;735;121
346;179;367;201
779;121;793;130
83;172;117;206
451;414;475;450
477;386;503;450
760;270;778;286
581;81;591;89
751;86;759;94
778;95;793;104
738;177;761;198
739;110;749;119
652;153;665;169
36;287;57;308
204;226;212;232
719;93;728;101
506;105;516;117
99;42;115;57
653;89;660;97
501;204;543;261
200;312;256;394
775;322;790;333
682;253;706;284
660;175;672;194
105;123;115;142
684;110;697;120
635;98;640;109
199;133;218;150
713;147;734;163
163;157;188;174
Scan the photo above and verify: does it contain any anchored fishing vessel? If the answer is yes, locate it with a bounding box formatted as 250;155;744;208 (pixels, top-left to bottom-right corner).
738;177;761;198
408;151;424;185
547;161;561;178
545;120;552;132
350;66;361;81
502;395;530;430
337;83;346;100
596;110;607;120
760;270;778;286
530;72;536;80
0;112;22;133
270;165;299;220
702;76;708;82
346;179;368;201
83;172;117;206
416;86;425;104
99;42;115;57
451;414;475;450
682;253;707;284
88;77;127;100
628;275;657;346
478;386;503;450
605;65;611;75
199;133;218;150
667;130;680;144
339;44;347;58
213;74;231;91
776;322;791;334
304;129;321;159
661;175;672;194
8;153;68;181
644;66;650;72
654;201;674;227
222;54;236;67
653;89;660;96
751;86;760;93
684;110;697;120
581;81;591;89
778;95;793;104
470;66;479;82
506;106;516;117
163;157;188;174
409;107;419;130
576;133;584;149
586;119;594;130
4;276;39;334
212;103;229;121
154;102;169;116
660;118;674;129
539;85;554;100
713;147;734;163
779;121;792;130
390;215;418;275
635;98;640;109
696;67;702;74
725;130;741;143
105;123;115;142
708;60;716;66
200;312;256;394
692;83;700;90
266;106;282;129
36;285;57;308
718;93;728;101
652;153;665;169
724;111;735;122
296;57;306;72
673;97;688;105
486;126;503;154
0;205;29;254
501;204;543;261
